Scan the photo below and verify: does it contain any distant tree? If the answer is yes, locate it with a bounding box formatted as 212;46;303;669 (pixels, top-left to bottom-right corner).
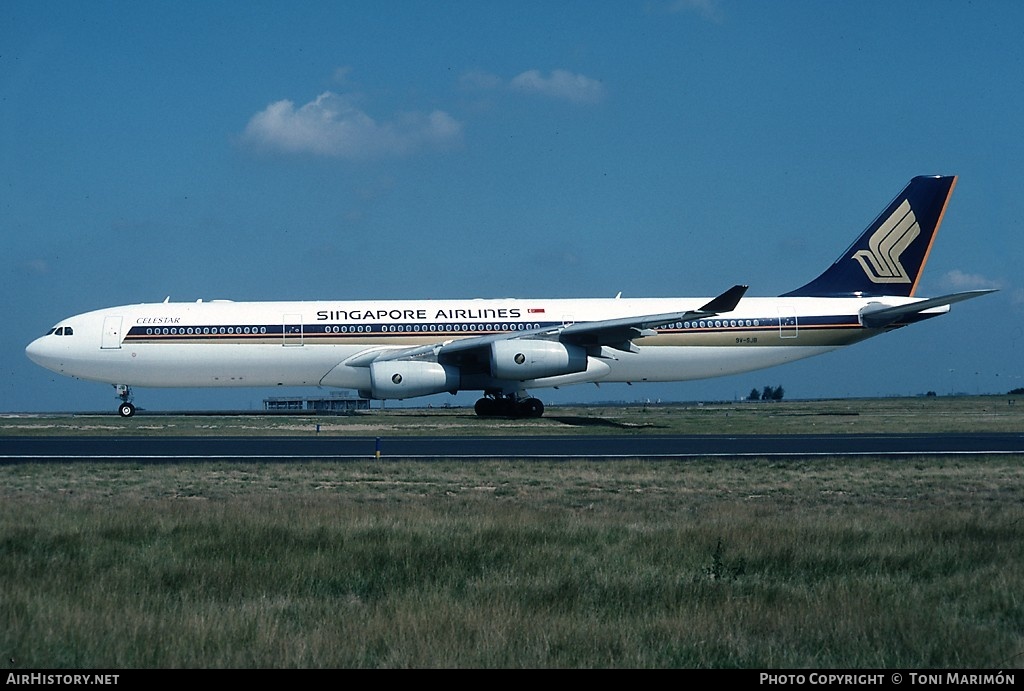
1010;387;1024;395
925;391;937;397
748;388;761;401
762;385;774;401
770;385;785;401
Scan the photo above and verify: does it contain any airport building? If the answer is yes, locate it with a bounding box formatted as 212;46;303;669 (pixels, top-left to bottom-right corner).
263;393;370;414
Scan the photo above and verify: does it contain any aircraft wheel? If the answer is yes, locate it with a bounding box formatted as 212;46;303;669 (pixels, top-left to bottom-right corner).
475;398;496;417
118;402;136;418
519;398;545;418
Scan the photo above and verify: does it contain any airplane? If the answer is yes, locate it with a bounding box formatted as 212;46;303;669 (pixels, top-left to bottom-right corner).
26;175;994;418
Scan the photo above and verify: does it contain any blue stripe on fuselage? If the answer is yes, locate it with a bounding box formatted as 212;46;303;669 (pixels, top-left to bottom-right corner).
119;312;941;344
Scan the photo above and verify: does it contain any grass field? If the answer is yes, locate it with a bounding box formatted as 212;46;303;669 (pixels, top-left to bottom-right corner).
1;397;1022;668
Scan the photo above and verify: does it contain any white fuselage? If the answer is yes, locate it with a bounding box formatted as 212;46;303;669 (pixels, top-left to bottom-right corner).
25;294;941;396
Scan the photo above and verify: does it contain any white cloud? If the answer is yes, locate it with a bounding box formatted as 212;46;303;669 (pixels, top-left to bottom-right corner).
940;269;1003;291
459;68;607;105
240;92;462;159
509;69;606;104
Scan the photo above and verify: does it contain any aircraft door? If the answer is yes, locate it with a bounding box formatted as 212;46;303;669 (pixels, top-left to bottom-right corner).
283;314;304;346
778;307;798;339
101;316;123;349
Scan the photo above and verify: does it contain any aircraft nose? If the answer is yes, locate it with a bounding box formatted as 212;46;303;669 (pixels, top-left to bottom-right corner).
26;336;59;371
26;337;45;364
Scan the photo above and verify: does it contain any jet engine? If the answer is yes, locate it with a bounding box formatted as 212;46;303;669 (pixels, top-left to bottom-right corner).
490;340;588;380
367;360;459;399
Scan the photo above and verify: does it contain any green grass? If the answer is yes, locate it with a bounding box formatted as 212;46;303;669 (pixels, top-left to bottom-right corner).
2;398;1021;667
2;456;1022;668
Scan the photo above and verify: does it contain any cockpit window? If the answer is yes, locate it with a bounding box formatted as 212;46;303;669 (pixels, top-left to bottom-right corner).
63;327;73;336
49;327;74;336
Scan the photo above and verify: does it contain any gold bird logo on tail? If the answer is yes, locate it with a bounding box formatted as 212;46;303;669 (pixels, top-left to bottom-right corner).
851;199;919;283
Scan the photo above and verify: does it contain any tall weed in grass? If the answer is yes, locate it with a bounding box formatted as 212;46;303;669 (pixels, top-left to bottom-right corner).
2;458;1022;667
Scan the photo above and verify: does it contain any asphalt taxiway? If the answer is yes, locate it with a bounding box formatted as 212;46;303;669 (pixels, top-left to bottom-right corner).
2;432;1022;462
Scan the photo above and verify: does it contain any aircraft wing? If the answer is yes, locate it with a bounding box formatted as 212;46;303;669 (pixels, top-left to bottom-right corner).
361;284;748;367
859;289;996;328
554;283;748;351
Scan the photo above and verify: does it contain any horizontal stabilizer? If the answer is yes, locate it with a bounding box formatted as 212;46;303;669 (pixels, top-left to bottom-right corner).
859;289;996;328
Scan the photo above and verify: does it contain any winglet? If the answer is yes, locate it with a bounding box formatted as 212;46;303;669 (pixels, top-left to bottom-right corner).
698;284;748;313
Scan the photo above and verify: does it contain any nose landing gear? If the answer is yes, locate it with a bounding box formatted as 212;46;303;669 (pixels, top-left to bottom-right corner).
115;384;136;417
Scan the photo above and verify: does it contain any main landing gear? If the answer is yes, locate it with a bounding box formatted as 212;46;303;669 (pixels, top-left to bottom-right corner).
474;393;545;418
115;384;136;418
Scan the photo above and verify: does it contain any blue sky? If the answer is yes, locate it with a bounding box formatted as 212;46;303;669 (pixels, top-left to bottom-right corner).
3;1;1022;412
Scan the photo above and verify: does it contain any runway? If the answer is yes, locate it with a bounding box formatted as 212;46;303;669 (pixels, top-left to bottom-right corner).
2;432;1023;462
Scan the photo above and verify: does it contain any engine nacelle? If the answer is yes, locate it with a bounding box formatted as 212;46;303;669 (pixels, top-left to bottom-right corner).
490;340;588;380
367;360;459;399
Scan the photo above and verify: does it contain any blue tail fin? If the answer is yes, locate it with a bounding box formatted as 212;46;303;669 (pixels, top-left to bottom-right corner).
782;175;957;298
